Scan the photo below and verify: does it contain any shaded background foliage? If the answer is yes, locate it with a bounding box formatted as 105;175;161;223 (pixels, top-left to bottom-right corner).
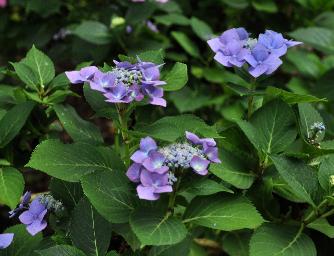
1;0;334;255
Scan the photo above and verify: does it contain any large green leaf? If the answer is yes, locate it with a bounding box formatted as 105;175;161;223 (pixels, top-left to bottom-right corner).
0;167;24;209
0;101;35;148
0;225;42;256
35;245;86;256
163;62;188;91
130;207;187;246
133;114;220;142
249;223;316;256
81;170;136;223
271;156;319;207
148;237;191;256
27;140;119;182
70;198;112;256
210;150;256;189
222;231;251;256
318;154;334;193
54;104;103;145
183;195;264;231
238;100;296;158
289;27;334;54
73;21;112;45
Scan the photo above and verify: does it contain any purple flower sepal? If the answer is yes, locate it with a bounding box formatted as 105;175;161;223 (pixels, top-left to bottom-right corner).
130;137;158;164
244;44;282;78
9;191;31;218
89;70;116;93
0;233;14;249
214;40;250;68
142;151;169;174
65;66;98;84
136;169;172;200
19;197;48;236
190;156;210;176
258;30;287;57
186;131;216;149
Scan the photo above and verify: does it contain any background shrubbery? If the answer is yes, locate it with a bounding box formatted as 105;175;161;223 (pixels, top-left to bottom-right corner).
1;0;334;255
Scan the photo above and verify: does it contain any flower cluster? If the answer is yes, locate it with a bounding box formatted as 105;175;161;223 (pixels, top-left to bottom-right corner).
126;132;220;200
207;28;302;78
66;59;167;107
9;192;63;236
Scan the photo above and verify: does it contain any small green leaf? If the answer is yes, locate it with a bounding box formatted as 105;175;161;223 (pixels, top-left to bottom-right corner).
249;223;316;256
73;21;112;45
54;104;103;144
180;177;233;196
0;101;35;148
307;218;334;238
163;62;188;91
27;140;119;182
11;62;39;89
154;14;189;26
252;0;278;13
171;31;200;58
190;17;213;40
130;207;187;246
183;195;264;231
70;198;112;256
0;167;24;209
81;170;137;223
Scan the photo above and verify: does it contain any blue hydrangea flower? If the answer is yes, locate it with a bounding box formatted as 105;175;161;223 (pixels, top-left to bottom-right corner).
0;233;14;249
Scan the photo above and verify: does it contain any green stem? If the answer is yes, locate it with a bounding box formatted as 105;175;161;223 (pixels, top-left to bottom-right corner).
247;79;257;120
303;199;329;225
320;208;334;219
167;170;183;216
116;104;130;167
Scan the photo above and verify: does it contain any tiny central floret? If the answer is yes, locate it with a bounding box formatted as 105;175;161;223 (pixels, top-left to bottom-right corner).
158;142;205;169
112;67;143;87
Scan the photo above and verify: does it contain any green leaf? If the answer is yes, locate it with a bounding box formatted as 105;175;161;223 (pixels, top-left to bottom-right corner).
49;178;83;210
298;103;325;142
35;245;86;256
138;49;165;64
106;251;119;256
190;17;213;41
183;195;264;231
113;223;141;251
154;14;189;26
314;11;334;29
163;62;188;91
133;114;220;142
27;140;119;182
25;45;55;87
271;156;319;207
130;207;187;246
70;198;112;256
171;31;200;58
180;178;233;196
252;0;278;13
11;62;39;89
54;104;103;144
26;0;61;18
0;101;35;148
221;0;249;8
148;237;191;256
249;223;316;256
265;86;326;104
222;231;251;256
0;225;42;256
318;155;334;193
307;218;334;238
81;170;136;223
210;150;256;189
73;21;112;45
289;27;334;54
238;99;297;157
0;167;24;209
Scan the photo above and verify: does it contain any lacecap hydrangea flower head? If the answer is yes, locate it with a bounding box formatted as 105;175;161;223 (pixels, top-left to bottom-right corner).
207;28;302;78
126;132;220;200
65;58;167;107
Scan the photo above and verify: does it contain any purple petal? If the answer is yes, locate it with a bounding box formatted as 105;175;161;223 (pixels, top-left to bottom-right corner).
186;131;201;145
248;64;269;78
26;220;47;236
19;211;34;225
149;97;167;107
140;137;157;152
65;71;82;84
204;147;221;163
79;66;98;81
140;169;155;187
244;54;258;68
126;163;142;182
38;209;48;221
29;197;46;215
207;37;224;52
21;191;32;205
136;185;159;200
155;185;173;193
285;39;303;48
214;52;232;67
0;233;14;249
130;150;149;164
190;156;210;176
264;56;283;75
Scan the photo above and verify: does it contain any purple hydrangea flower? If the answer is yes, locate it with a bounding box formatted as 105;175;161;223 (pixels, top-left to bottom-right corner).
65;66;98;84
190;156;210;176
0;233;14;249
9;191;31;218
131;137;158;164
19;197;48;236
244;44;283;78
142;151;169;174
126;163;143;183
258;30;287;57
136;169;172;200
208;27;249;52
